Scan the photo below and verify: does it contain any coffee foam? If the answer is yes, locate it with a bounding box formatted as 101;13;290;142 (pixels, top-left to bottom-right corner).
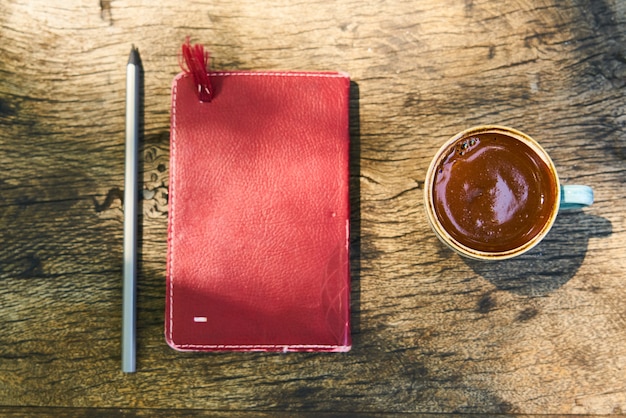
432;132;557;253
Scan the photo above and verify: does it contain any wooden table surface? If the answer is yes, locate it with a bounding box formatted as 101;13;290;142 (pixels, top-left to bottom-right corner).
1;0;625;415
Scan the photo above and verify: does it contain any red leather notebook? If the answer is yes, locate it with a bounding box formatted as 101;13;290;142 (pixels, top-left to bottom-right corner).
165;68;351;352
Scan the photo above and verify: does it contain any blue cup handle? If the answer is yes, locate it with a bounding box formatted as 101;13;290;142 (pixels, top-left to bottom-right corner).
560;185;594;210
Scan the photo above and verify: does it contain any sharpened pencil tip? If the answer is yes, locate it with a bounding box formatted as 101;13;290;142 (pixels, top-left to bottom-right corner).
128;46;140;65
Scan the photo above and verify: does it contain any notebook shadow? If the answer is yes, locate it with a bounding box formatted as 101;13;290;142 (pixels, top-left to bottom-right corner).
463;211;612;296
348;81;362;340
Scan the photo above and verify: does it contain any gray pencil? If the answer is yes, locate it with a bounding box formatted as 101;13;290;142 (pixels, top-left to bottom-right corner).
123;46;140;373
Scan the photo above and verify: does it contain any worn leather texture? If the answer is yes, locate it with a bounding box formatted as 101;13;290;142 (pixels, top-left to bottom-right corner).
166;71;351;352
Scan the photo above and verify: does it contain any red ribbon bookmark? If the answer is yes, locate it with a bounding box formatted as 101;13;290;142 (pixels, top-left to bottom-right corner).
179;37;213;102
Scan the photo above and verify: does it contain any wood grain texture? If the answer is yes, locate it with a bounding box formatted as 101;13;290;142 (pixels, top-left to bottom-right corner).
1;0;625;415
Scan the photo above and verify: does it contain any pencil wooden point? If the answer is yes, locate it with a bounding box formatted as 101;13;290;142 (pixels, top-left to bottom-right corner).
128;46;140;65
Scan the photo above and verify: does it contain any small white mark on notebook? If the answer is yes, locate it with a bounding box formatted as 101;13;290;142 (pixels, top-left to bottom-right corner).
193;316;208;323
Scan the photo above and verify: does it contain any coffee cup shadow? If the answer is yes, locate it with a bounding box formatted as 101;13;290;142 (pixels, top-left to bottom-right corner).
462;211;612;296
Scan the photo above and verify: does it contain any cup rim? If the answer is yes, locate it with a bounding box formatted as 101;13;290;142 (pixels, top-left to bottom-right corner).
424;125;561;260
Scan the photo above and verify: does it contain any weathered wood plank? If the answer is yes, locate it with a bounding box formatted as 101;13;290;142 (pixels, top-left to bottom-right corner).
1;0;625;415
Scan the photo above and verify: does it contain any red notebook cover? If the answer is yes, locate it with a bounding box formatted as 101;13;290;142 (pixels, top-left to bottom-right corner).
165;70;351;352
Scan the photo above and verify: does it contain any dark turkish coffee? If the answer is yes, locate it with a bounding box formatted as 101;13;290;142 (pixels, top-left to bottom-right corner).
432;132;557;252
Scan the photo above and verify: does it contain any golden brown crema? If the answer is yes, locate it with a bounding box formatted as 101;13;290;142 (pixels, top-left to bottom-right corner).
432;132;557;252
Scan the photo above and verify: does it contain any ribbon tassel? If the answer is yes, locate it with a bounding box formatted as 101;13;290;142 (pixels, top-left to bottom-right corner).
179;37;213;102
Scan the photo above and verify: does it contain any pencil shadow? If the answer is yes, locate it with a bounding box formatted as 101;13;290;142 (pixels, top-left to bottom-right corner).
463;211;612;296
134;48;146;352
349;81;362;342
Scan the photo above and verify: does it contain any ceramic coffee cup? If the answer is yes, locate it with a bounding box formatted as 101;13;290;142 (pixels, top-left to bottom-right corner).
424;125;594;260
